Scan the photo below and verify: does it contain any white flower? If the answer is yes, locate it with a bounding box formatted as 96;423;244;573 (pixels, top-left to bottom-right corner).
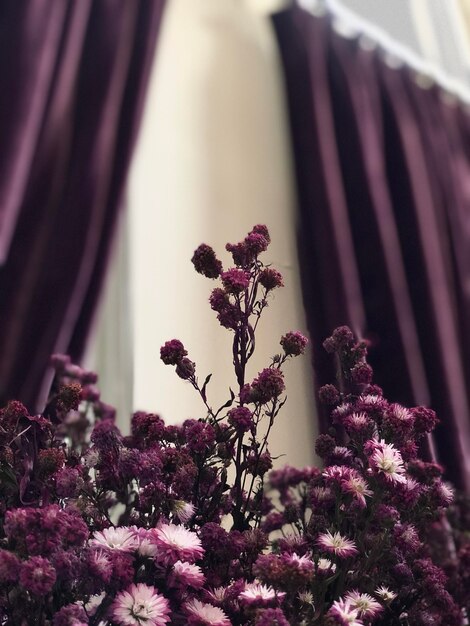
184;599;230;626
359;394;382;406
368;439;406;483
172;500;195;523
316;531;358;558
112;583;170;626
316;558;336;574
340;471;373;508
239;582;285;606
344;590;383;618
327;599;364;626
90;527;139;552
375;586;397;603
153;523;204;565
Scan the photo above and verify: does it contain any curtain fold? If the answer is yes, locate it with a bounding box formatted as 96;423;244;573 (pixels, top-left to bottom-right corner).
0;0;166;410
273;5;470;492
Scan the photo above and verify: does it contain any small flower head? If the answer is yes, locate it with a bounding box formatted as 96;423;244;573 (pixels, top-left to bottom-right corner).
169;560;205;589
259;267;284;291
318;384;340;405
366;439;406;483
239;582;285;608
172;500;196;523
327;599;363;626
228;406;253;433
316;531;358;558
184;598;230;625
176;357;196;380
221;268;250;294
341;472;373;508
112;583;171;626
52;604;88;626
90;527;139;552
251;368;285;404
375;586;397;603
160;340;187;365
316;558;336;576
153;524;204;565
0;549;20;583
344;590;383;618
280;331;308;356
20;556;56;595
192;244;223;279
255;608;289;626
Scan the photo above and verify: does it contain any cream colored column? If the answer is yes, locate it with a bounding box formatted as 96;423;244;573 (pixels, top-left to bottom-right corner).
128;0;318;468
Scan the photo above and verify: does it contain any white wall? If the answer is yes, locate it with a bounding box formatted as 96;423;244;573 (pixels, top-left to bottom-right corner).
88;0;318;470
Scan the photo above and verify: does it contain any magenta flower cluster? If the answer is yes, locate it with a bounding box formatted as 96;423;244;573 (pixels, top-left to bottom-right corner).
0;226;466;625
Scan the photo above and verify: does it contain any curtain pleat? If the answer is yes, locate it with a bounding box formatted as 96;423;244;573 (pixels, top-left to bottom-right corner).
0;0;166;410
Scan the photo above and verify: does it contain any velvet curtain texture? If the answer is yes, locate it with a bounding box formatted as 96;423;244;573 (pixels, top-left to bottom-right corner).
273;5;470;492
0;0;165;410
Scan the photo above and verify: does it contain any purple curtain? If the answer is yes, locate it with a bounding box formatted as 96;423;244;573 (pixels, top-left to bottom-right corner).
273;6;470;492
0;0;166;410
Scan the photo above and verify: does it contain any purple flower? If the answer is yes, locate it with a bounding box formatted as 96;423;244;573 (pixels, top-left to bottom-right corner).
350;362;373;385
280;331;308;356
0;549;20;583
221;268;250;294
318;384;340;405
228;406;253;433
251;368;285;404
54;467;84;498
255;608;289;626
259;268;283;291
160;339;187;365
176;357;196;380
20;556;56;595
192;244;223;278
53;604;88;626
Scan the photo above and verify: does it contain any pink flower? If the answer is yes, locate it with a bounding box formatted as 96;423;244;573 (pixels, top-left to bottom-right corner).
152;524;204;565
340;472;373;508
322;465;354;483
131;527;158;558
366;439;406;483
169;560;205;589
88;549;113;582
239;582;285;607
316;558;336;575
184;598;231;625
316;531;358;558
90;527;139;552
327;599;364;626
344;590;383;618
112;583;170;626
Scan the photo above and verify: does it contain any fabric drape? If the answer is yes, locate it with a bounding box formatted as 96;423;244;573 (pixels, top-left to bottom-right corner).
273;5;470;492
0;0;166;410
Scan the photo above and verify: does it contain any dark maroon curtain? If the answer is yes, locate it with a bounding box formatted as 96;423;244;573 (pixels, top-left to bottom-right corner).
273;5;470;493
0;0;166;410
